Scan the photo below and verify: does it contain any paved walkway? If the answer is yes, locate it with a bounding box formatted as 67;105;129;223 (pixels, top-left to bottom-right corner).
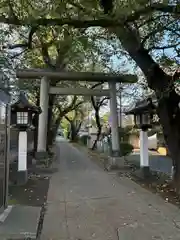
41;140;180;240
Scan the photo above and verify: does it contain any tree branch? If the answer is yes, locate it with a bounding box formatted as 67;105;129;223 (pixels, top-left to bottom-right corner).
91;96;98;111
7;0;19;23
90;82;105;110
137;14;170;29
77;121;82;132
27;26;39;48
3;43;28;49
3;26;38;50
58;96;84;117
125;3;180;23
141;19;176;46
91;82;104;89
65;115;71;123
10;48;28;59
164;27;180;37
41;41;56;68
0;3;179;29
98;96;108;107
148;42;180;52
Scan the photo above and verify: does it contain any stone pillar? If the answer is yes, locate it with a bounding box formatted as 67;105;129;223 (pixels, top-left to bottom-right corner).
140;130;150;177
17;131;28;185
109;81;120;156
36;77;49;159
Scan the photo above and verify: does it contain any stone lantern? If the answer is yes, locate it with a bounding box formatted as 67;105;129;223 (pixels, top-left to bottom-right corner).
11;92;41;185
126;98;156;178
11;92;40;130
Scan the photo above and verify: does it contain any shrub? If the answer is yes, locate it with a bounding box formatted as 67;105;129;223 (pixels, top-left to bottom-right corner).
118;126;133;142
120;142;134;156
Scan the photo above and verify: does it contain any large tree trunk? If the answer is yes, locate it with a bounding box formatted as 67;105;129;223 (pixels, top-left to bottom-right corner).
70;123;77;142
33;92;40;154
51;115;63;142
90;96;103;150
47;95;56;148
33;114;39;152
157;90;180;186
129;51;180;185
113;26;180;185
92;109;102;150
70;121;82;142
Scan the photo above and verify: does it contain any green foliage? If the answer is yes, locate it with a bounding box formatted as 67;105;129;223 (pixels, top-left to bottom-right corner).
0;0;179;159
129;128;140;137
120;142;134;156
102;112;110;124
118;126;133;142
118;126;134;156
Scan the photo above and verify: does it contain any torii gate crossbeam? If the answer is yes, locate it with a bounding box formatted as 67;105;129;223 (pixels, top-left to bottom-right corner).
16;68;137;83
49;87;110;96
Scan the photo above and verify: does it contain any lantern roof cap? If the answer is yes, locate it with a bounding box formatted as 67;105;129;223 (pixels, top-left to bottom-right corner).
125;97;156;115
11;92;41;113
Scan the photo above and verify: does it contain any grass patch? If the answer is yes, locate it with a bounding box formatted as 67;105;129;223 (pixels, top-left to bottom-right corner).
8;198;19;205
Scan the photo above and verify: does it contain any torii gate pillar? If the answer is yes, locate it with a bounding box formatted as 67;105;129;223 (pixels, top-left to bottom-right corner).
109;81;120;156
36;77;49;159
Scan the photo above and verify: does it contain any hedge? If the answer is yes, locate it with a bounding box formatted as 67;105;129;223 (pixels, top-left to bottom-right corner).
120;142;134;156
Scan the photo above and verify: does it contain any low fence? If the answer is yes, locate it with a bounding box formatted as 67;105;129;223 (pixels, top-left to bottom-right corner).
86;130;168;156
96;136;112;155
94;133;159;155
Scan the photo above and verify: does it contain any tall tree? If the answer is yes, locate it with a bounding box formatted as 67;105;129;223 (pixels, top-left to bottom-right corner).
64;104;86;141
1;1;180;184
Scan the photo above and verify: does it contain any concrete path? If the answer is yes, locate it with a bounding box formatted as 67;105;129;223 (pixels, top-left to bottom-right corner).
41;140;180;240
0;205;41;239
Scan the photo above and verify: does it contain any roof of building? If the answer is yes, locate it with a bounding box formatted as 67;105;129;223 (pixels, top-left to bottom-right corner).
125;96;157;115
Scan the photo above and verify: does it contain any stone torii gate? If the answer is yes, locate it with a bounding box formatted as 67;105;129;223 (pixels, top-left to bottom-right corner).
16;69;137;164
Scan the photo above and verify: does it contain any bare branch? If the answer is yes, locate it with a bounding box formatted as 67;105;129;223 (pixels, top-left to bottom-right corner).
73;101;84;109
90;83;106;110
98;96;109;107
10;48;28;59
148;42;180;52
3;43;28;49
65;115;71;122
91;82;104;89
164;27;180;37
